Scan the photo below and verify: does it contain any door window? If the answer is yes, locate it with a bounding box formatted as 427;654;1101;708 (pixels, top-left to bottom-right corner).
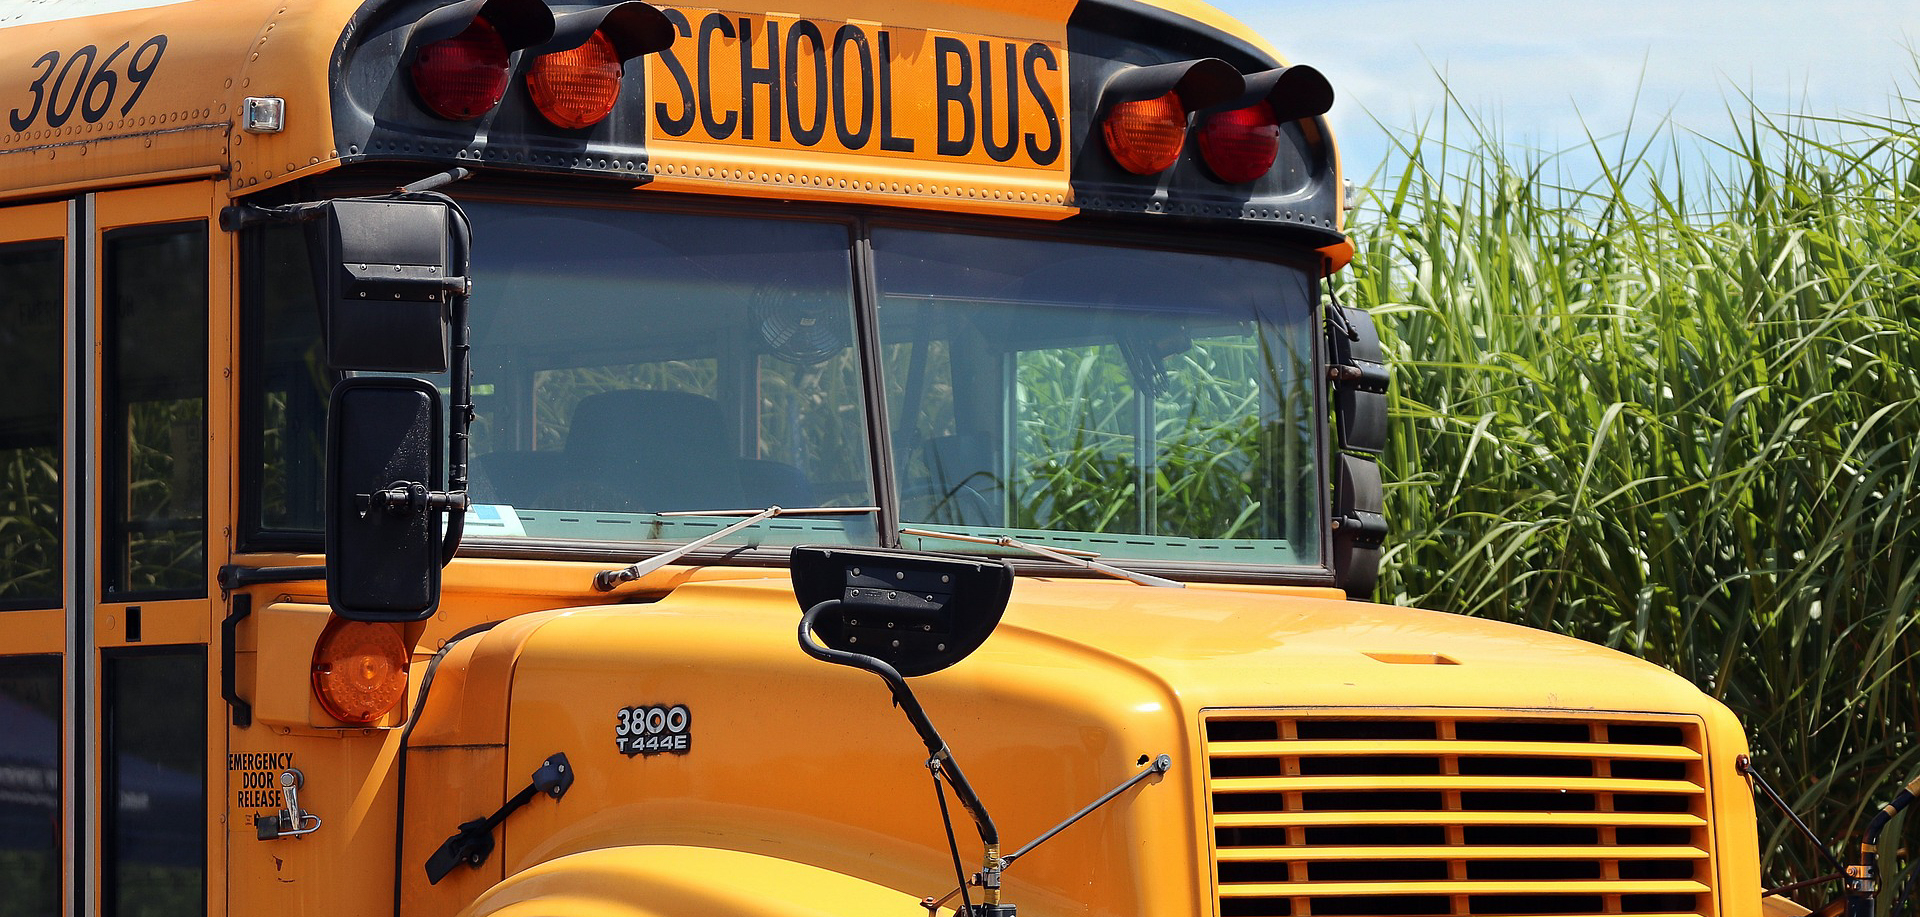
0;240;64;610
0;655;61;917
101;648;206;917
102;224;208;598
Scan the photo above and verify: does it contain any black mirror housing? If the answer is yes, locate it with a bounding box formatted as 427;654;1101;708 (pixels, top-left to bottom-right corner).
792;545;1013;677
326;377;445;621
316;198;459;373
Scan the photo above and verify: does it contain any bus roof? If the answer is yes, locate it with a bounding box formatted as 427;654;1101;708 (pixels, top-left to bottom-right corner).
0;0;1343;247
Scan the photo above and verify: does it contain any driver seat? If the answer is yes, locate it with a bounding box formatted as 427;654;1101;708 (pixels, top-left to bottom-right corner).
560;390;750;513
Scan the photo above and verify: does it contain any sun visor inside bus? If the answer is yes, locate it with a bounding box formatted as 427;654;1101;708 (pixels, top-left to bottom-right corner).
313;198;461;374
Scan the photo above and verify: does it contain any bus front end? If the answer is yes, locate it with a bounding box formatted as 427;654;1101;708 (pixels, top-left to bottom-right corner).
79;0;1772;916
420;574;1762;917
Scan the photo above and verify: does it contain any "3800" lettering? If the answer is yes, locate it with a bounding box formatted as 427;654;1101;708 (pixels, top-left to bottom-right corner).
615;703;692;756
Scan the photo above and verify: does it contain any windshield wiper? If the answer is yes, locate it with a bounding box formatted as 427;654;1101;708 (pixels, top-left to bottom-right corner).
593;505;879;591
901;528;1183;589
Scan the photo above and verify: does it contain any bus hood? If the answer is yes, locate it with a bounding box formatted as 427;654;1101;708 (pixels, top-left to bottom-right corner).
983;576;1714;714
467;573;1752;917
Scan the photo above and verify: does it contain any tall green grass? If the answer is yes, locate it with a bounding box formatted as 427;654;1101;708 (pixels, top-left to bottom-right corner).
1345;88;1920;889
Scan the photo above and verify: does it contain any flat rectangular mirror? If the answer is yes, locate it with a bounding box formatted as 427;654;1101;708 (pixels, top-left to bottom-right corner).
325;377;444;620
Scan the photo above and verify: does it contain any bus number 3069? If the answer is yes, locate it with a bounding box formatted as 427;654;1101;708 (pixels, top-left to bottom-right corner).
615;704;692;756
9;34;168;132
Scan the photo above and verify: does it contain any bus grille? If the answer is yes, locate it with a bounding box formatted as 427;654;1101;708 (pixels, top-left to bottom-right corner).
1204;711;1714;917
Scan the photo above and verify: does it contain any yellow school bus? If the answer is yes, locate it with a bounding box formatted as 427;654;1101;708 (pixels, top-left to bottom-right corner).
0;2;1775;917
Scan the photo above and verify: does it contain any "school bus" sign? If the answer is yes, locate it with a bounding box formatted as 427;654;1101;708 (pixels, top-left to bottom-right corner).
643;6;1072;211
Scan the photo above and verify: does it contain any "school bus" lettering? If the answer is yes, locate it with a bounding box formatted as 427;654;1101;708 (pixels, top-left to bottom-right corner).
650;8;1063;169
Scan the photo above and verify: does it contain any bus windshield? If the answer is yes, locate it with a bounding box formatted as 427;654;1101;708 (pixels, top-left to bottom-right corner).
875;229;1320;568
252;201;1321;567
459;204;875;546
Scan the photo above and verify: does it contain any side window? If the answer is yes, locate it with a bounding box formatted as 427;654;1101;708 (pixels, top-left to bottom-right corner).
0;240;64;609
247;222;326;542
102;223;208;598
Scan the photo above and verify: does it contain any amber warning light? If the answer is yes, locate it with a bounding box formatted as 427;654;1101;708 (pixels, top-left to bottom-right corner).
529;30;622;127
1097;60;1334;183
1104;91;1189;175
527;4;673;129
1096;59;1240;176
311;618;410;723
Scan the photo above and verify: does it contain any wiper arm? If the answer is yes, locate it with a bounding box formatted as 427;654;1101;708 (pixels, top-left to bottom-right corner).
593;505;879;591
901;528;1183;589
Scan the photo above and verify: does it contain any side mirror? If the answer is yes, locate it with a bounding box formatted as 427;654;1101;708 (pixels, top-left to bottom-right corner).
792;545;1013;852
792;545;1013;677
314;198;461;373
326;377;445;621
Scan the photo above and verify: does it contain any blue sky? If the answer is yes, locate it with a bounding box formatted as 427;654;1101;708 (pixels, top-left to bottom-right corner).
1208;0;1918;184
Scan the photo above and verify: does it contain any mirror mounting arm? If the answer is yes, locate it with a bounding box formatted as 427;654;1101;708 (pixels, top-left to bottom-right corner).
799;599;1000;849
439;245;472;566
359;482;471;519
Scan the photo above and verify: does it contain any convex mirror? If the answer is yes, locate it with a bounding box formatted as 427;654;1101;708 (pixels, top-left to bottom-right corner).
792;545;1014;677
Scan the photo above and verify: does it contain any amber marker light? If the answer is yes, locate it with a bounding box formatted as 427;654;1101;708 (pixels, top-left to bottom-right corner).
1200;99;1282;184
529;29;622;129
311;617;410;724
412;16;512;120
1103;91;1189;175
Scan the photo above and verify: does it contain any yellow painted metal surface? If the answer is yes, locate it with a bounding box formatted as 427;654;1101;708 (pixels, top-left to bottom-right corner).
0;0;267;196
223;722;408;917
210;552;1768;917
315;573;1760;917
1149;0;1283;59
462;845;948;917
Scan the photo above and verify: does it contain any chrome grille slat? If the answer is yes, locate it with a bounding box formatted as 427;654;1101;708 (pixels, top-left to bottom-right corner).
1208;740;1702;762
1217;845;1709;862
1211;775;1705;794
1212;811;1707;828
1204;711;1715;917
1217;879;1712;897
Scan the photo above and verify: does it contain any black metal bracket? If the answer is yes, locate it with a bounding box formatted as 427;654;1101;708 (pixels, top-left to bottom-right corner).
922;754;1172;916
218;564;328;594
1737;754;1847;876
1325;300;1390;598
220;594;254;728
424;752;574;884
